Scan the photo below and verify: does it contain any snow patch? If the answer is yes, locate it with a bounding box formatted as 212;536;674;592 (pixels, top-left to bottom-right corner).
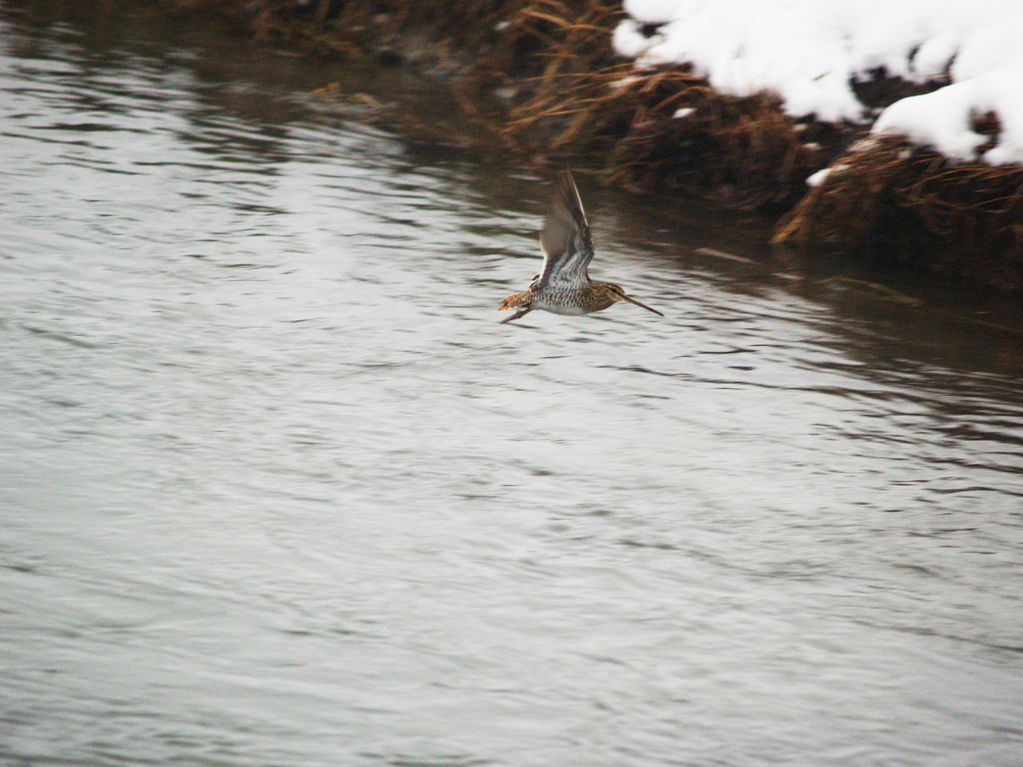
615;0;1023;164
874;72;1023;165
806;168;831;188
805;163;848;188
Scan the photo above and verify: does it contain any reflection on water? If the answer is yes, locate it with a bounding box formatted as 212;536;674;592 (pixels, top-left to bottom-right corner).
2;3;1022;766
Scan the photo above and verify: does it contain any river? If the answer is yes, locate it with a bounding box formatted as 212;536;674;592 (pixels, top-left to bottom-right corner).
2;3;1022;765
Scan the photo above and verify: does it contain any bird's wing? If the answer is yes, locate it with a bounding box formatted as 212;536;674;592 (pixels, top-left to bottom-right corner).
536;171;594;289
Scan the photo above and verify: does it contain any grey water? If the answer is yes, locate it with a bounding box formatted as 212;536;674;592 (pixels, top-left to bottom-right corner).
2;3;1022;765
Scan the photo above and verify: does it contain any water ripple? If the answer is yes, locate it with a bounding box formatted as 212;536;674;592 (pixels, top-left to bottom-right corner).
2;4;1022;767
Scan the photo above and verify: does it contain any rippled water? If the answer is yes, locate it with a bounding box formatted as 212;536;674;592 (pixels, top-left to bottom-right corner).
2;3;1022;766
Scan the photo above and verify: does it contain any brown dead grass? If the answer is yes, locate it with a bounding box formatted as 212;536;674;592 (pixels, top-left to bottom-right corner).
181;0;824;207
775;136;1023;286
174;0;1023;288
502;66;826;208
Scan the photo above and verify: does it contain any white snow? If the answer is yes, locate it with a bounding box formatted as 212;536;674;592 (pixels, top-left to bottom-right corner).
614;0;1023;165
805;168;831;188
874;73;1023;164
805;163;848;188
672;107;695;119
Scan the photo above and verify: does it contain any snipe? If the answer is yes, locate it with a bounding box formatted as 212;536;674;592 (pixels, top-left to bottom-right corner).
500;170;663;324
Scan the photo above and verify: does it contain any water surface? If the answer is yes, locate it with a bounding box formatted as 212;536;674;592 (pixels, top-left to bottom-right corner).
2;3;1022;766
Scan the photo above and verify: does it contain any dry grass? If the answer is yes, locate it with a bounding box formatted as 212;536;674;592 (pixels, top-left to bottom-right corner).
173;0;1023;288
502;66;826;208
226;0;622;73
775;136;1023;286
181;0;824;207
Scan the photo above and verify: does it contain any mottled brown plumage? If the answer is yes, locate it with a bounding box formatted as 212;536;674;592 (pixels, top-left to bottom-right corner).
499;171;663;324
499;290;532;311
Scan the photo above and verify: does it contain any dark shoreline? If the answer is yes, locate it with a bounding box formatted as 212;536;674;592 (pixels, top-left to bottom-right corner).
170;0;1022;293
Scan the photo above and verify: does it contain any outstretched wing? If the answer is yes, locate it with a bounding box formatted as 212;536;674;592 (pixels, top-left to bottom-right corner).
535;170;594;289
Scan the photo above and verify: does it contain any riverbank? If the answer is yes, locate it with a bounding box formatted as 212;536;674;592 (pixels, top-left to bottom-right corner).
172;0;1023;292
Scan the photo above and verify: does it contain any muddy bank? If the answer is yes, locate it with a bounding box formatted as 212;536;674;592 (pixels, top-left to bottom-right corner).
172;0;1023;292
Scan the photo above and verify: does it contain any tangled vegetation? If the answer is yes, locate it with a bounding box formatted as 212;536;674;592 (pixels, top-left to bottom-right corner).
775;136;1023;287
173;0;1023;290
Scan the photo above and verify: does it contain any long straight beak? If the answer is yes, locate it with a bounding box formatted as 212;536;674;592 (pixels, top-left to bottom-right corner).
623;294;664;316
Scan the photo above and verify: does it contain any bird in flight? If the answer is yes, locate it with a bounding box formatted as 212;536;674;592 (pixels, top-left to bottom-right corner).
499;170;663;324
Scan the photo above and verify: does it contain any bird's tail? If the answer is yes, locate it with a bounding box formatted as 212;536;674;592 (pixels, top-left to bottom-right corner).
500;290;532;310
